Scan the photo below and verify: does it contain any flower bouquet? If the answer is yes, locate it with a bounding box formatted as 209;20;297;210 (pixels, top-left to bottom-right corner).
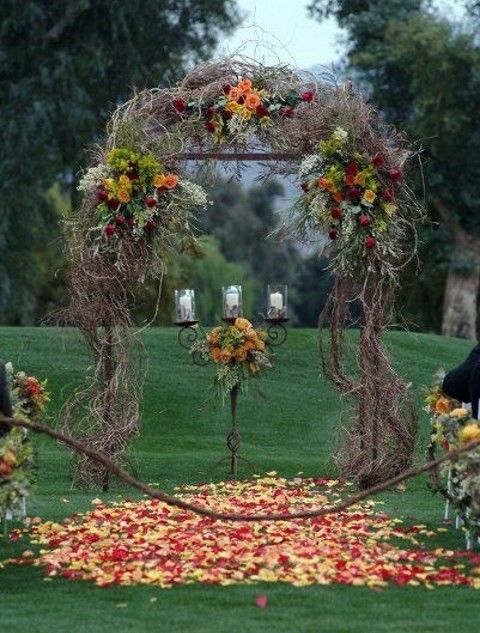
190;318;274;477
1;365;50;520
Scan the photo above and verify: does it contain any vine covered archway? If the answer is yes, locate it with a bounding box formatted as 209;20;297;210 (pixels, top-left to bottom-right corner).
61;58;424;489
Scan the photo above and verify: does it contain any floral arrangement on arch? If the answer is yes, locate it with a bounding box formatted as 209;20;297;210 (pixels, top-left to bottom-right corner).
294;126;408;276
191;318;273;399
0;365;50;519
77;147;208;253
425;377;480;537
172;76;315;144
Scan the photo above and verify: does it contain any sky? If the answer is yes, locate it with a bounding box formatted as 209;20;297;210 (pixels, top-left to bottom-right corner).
220;0;467;70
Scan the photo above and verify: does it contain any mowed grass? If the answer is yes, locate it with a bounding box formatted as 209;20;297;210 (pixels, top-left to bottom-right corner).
0;326;478;633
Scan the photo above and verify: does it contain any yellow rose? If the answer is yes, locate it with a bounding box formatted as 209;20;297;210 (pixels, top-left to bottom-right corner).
353;172;366;186
239;106;253;121
3;450;17;467
459;423;480;443
103;178;114;190
225;101;242;114
259;116;272;127
384;203;397;216
450;408;470;419
362;189;376;204
117;189;131;203
153;174;166;188
118;174;131;188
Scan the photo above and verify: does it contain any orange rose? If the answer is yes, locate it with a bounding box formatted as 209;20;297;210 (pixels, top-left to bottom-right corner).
164;174;179;189
435;397;451;414
255;340;266;351
221;348;232;363
228;87;241;101
245;92;261;110
244;340;255;351
235;318;252;331
235;347;248;362
238;78;252;93
318;177;330;190
332;190;344;202
212;347;222;363
117;189;131;203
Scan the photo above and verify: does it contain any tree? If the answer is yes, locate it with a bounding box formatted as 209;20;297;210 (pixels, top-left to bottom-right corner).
0;0;239;323
309;0;480;339
200;176;302;320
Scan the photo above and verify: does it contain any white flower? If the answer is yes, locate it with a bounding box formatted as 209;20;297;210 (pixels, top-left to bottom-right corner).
77;163;112;193
179;180;208;208
298;154;324;179
332;126;348;142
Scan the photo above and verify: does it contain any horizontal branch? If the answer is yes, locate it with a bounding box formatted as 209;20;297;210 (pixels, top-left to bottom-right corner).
2;415;479;522
173;151;300;162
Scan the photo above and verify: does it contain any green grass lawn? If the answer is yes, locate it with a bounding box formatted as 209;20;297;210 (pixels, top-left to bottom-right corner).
0;326;478;633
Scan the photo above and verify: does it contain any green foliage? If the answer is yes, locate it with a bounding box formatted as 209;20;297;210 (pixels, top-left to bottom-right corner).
0;0;239;324
309;0;480;333
200;176;302;320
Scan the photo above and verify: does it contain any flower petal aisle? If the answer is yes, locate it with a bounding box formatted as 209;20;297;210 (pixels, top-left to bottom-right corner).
8;475;480;589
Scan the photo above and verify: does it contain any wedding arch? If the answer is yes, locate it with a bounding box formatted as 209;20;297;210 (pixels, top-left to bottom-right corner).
60;58;424;489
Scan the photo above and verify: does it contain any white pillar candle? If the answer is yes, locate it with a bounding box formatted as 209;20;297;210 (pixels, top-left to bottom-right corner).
179;294;192;320
225;291;239;311
270;292;283;310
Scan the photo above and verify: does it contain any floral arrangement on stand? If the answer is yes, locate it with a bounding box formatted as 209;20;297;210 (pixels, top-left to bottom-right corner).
425;379;480;538
191;318;273;401
77;147;208;253
294;126;405;276
172;76;314;144
0;365;50;520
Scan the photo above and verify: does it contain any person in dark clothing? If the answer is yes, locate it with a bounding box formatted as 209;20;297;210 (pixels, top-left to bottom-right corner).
442;345;480;419
0;361;13;438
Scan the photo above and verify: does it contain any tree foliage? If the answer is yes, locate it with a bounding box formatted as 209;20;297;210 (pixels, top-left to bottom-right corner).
308;0;480;334
0;0;239;323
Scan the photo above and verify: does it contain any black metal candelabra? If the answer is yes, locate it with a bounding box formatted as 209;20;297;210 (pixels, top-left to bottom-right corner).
176;314;288;477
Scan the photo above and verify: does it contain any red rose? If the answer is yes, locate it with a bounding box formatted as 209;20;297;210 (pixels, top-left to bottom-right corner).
172;98;187;113
328;227;338;240
372;153;385;168
127;217;136;228
388;168;402;182
345;174;355;187
145;219;157;232
222;83;232;95
97;190;108;203
331;207;343;220
365;236;376;249
205;121;217;133
346;163;358;176
104;224;116;237
256;104;269;118
301;182;309;193
126;168;139;181
0;460;12;478
107;198;120;210
115;214;126;226
302;90;314;102
359;214;370;227
382;189;394;201
156;187;166;196
281;106;294;118
145;195;157;207
205;106;217;119
348;187;361;201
